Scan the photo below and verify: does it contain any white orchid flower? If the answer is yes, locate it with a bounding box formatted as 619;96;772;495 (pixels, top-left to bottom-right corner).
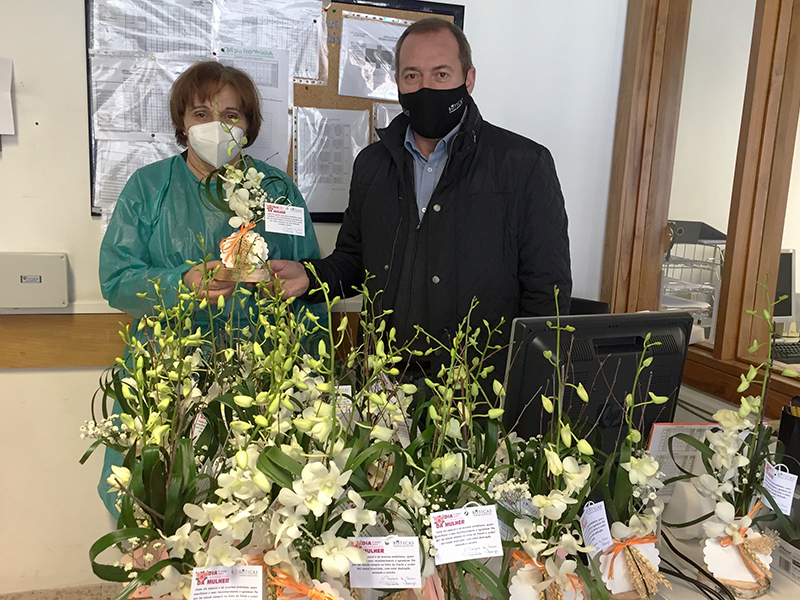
561;457;591;495
552;531;592;556
369;424;394;442
533;557;578;594
621;453;659;486
148;565;188;599
310;530;367;578
431;452;464;480
544;446;563;476
293;400;336;442
398;476;427;509
694;473;734;500
702;501;752;543
713;409;751;431
341;490;377;535
106;465;131;493
163;522;204;558
532;490;577;521
331;438;353;473
270;506;306;545
739;395;761;418
264;542;303;581
183;501;239;531
193;531;242;567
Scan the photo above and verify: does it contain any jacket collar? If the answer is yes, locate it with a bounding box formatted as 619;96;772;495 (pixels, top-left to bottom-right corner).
377;94;482;169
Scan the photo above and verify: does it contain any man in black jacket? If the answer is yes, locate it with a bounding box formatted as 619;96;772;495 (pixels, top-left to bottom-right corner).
271;17;571;374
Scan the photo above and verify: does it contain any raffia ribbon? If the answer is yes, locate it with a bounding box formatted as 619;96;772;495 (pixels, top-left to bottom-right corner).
719;501;777;585
511;549;584;600
220;221;256;267
603;533;671;597
267;569;339;600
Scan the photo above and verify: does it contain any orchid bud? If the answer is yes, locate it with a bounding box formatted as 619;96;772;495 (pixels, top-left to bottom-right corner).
252;471;271;492
236;449;248;470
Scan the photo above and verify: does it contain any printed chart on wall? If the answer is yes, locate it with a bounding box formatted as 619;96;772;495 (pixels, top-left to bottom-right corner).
87;0;324;217
338;13;411;101
294;107;369;215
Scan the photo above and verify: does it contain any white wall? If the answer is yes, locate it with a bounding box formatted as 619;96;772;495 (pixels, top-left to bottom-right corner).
0;0;626;593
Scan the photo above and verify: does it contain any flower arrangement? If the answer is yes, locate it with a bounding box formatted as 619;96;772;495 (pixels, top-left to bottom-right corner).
81;268;523;600
490;290;602;600
595;335;672;598
667;279;800;593
199;121;286;278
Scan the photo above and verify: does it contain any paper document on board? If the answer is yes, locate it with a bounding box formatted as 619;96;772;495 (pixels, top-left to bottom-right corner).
90;55;193;140
294;107;369;213
372;102;403;141
338;13;409;101
93;139;180;214
0;57;14;134
219;49;291;170
217;0;324;81
89;0;213;54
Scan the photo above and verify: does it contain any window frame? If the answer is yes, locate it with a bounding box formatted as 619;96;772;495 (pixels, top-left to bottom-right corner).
602;0;800;419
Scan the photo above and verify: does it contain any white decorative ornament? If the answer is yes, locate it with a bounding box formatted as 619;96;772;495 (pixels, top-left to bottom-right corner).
598;541;660;595
703;530;773;584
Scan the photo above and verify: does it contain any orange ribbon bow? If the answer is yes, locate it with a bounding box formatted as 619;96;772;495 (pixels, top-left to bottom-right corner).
267;569;338;600
603;533;658;580
220;221;256;266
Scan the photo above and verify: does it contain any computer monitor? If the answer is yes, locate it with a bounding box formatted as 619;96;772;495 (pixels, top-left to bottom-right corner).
773;249;796;325
503;311;693;455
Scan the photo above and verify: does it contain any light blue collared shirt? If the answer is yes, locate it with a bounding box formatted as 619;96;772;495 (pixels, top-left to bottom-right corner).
404;123;461;222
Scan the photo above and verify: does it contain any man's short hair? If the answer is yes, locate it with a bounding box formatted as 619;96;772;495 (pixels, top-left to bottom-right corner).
394;17;473;76
170;61;262;148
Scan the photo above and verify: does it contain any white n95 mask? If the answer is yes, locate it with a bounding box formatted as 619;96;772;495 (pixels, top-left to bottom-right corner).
187;121;245;169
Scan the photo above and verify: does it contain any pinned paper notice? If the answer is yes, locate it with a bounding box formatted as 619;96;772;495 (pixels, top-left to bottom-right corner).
0;58;14;135
430;504;503;565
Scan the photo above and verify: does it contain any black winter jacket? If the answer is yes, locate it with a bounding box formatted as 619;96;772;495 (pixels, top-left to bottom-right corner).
306;97;571;360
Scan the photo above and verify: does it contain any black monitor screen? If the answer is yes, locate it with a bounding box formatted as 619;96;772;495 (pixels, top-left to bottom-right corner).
774;250;795;319
503;312;693;455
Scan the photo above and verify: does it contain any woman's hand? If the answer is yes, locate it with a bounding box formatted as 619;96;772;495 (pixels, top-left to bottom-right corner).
183;260;236;301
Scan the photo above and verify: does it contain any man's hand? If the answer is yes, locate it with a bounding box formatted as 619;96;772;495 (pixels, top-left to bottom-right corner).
269;259;311;298
183;260;236;302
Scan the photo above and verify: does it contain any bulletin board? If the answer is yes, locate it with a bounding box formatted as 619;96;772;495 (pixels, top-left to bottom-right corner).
293;0;464;222
84;0;464;223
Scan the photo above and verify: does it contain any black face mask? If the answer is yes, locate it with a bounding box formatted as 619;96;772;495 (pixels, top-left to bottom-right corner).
398;84;468;139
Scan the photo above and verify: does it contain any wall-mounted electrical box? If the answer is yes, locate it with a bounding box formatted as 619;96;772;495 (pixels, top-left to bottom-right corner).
0;252;69;309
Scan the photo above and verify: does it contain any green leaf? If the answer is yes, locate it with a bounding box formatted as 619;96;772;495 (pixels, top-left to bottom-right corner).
753;483;800;539
257;446;302;489
89;527;161;582
461;560;508;600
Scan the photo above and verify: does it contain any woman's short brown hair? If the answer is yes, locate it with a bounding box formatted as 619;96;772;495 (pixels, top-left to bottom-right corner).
170;61;262;148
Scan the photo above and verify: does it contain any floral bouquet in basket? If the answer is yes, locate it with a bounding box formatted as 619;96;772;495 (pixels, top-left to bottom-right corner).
666;279;800;596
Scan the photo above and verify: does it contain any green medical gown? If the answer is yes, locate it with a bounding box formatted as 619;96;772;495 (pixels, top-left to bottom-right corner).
97;154;325;515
